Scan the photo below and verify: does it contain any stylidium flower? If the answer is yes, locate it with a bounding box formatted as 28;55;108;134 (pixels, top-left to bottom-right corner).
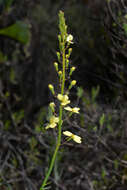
63;131;82;143
46;116;59;129
64;106;80;114
66;34;74;44
57;94;70;106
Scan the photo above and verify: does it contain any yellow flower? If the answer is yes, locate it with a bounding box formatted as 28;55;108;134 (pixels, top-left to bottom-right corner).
63;131;82;143
64;106;80;114
66;34;74;44
46;116;59;129
57;94;70;106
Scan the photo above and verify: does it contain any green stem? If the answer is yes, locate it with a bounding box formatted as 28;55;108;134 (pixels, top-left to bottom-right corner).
40;48;66;190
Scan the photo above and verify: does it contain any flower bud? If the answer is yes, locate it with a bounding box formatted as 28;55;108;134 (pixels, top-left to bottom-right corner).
71;80;76;86
58;35;61;43
54;62;58;71
66;59;69;64
66;54;69;59
58;71;62;75
71;67;76;71
49;102;55;112
69;80;76;90
48;84;55;95
68;48;72;56
56;52;61;62
69;67;76;76
66;59;69;70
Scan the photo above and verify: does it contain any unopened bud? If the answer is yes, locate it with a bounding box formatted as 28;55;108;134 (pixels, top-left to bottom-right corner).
71;80;76;86
66;59;69;69
68;48;72;56
58;35;61;43
49;102;55;112
66;59;69;64
66;54;69;59
54;62;58;71
56;52;61;62
48;84;55;95
71;67;76;71
69;67;76;76
69;80;77;90
58;71;62;76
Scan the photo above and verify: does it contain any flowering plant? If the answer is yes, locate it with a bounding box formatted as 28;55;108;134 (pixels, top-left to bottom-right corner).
40;11;81;190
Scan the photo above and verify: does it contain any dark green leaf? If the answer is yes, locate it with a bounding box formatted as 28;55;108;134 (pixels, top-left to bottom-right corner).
0;21;30;44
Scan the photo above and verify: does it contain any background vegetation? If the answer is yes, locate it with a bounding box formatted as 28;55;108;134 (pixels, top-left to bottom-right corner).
0;0;127;189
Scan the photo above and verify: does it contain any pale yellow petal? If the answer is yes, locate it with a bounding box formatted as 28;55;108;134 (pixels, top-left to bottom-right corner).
57;94;70;106
72;107;80;113
46;116;59;129
49;123;57;128
64;95;69;100
54;117;59;123
64;106;72;111
63;131;73;137
73;135;82;143
61;100;70;106
57;94;63;101
49;102;55;107
45;124;50;129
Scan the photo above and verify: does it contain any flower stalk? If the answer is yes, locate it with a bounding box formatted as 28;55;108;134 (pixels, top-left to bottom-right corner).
40;10;81;190
40;11;66;190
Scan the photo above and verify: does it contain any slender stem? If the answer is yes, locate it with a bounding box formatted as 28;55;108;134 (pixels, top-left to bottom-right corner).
40;47;66;190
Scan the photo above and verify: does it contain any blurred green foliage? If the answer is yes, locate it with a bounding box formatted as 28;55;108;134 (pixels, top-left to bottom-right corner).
0;21;30;44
